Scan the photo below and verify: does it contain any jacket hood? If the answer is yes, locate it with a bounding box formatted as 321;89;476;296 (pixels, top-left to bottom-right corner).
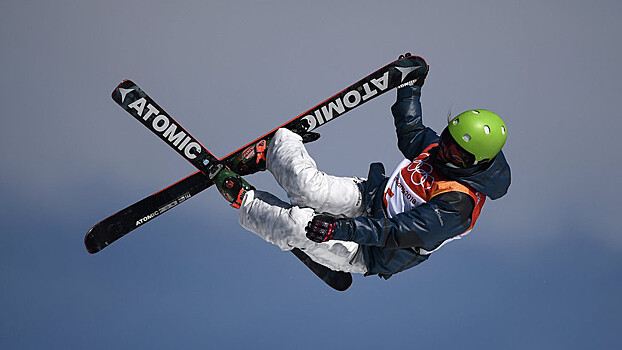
433;149;511;200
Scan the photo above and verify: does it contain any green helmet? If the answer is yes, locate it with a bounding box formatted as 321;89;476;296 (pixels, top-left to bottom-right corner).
447;109;507;162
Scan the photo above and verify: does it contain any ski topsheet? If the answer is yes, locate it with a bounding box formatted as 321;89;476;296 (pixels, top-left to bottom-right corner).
85;55;427;288
86;55;427;253
105;79;355;291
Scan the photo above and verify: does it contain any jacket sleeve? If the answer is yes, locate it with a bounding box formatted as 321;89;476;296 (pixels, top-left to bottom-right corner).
391;85;439;160
333;191;475;251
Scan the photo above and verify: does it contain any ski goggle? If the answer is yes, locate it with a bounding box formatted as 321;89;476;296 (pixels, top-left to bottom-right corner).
438;128;476;168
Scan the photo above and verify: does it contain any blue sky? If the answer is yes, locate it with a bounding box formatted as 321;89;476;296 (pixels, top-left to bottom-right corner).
1;1;621;349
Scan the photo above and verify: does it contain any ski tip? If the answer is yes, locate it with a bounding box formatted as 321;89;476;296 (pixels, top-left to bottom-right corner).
84;226;104;254
331;274;353;292
116;79;134;87
111;79;137;100
290;248;353;291
395;54;427;67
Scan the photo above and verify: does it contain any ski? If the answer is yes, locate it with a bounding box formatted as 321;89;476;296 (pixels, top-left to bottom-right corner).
291;247;352;291
104;79;356;291
86;55;427;254
84;171;208;254
85;55;427;289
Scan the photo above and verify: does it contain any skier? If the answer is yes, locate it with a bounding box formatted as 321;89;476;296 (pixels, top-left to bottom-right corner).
213;57;511;278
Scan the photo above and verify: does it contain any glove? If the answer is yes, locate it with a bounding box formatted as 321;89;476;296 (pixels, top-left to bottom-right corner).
305;215;340;243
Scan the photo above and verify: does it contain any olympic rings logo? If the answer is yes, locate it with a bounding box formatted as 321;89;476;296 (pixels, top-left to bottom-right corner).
404;152;434;190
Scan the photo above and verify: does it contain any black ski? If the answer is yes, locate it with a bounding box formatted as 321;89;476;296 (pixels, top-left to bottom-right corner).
86;55;427;253
105;79;356;291
85;171;208;254
85;55;427;289
290;247;351;291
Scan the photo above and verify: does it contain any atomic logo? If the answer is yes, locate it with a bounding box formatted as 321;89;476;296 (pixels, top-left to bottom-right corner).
125;95;202;160
396;66;422;83
119;88;133;103
301;71;390;131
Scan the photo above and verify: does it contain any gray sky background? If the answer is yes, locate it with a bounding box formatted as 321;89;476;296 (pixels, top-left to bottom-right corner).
1;0;621;349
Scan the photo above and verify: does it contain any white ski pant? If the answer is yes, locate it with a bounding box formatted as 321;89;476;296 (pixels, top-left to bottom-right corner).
238;128;367;274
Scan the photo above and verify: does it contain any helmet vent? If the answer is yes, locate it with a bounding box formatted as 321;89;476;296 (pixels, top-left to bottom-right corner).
501;126;506;134
484;125;491;134
453;118;459;125
472;110;480;114
462;134;471;142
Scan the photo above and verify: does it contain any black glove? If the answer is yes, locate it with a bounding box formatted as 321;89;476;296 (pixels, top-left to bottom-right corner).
305;215;340;243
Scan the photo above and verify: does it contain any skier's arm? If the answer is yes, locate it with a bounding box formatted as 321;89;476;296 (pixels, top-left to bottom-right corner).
333;191;475;250
391;84;438;160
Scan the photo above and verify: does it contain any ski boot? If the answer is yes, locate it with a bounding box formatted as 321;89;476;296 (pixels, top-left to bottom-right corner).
228;131;321;176
211;166;254;209
228;139;269;176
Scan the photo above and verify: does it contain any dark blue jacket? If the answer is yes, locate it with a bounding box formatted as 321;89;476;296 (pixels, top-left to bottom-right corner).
332;85;511;278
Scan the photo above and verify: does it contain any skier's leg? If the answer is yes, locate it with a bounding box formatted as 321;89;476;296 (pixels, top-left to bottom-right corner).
227;132;320;176
267;128;364;218
238;189;314;251
239;190;367;274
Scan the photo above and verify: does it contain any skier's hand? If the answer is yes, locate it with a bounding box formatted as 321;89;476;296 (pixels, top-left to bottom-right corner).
305;215;340;243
